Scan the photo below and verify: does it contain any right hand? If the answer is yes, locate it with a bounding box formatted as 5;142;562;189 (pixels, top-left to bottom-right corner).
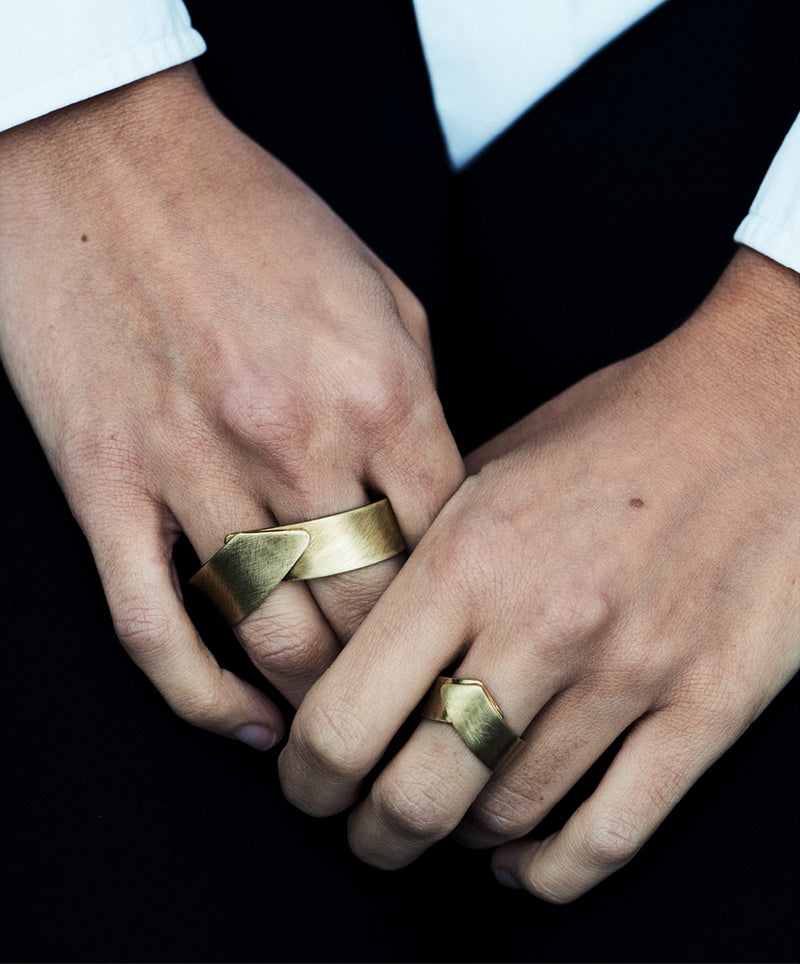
0;63;463;748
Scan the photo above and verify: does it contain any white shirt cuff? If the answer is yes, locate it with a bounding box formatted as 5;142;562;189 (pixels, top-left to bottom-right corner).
0;0;205;133
734;113;800;275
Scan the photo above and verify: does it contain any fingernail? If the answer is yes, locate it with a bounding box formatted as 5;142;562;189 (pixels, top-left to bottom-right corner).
493;868;524;890
232;724;278;751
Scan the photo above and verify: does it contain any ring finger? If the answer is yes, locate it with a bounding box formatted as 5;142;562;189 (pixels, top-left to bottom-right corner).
455;679;650;850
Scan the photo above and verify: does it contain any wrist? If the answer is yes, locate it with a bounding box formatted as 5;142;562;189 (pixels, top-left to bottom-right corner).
669;246;800;424
0;63;221;222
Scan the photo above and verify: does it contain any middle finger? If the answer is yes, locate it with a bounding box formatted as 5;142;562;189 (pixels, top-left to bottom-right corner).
178;485;343;706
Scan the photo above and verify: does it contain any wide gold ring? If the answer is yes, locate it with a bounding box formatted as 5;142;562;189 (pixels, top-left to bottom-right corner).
421;676;525;772
188;498;405;625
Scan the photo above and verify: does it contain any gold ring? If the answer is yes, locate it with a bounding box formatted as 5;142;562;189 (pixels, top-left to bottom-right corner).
189;498;405;625
421;676;525;772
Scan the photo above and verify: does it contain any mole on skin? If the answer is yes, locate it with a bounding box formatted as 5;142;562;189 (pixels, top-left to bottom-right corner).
80;234;88;242
629;497;645;508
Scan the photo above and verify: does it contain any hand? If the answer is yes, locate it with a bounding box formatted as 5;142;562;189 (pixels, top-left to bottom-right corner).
280;247;800;900
0;65;463;748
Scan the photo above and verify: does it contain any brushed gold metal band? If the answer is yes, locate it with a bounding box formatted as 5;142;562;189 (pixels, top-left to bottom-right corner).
189;498;405;625
421;676;525;772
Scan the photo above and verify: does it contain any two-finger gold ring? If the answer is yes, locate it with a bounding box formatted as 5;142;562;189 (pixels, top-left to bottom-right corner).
421;676;525;772
189;498;405;625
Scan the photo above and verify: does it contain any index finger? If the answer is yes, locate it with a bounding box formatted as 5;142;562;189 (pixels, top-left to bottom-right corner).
278;542;467;815
88;500;287;746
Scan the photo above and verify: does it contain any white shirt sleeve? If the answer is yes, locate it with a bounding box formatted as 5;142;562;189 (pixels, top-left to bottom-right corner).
0;0;205;133
734;114;800;275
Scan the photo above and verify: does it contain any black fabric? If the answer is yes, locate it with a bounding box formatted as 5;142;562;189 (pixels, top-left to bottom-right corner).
2;1;798;961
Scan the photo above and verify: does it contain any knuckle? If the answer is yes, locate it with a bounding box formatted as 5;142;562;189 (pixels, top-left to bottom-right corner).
113;597;234;731
372;767;458;843
675;658;759;736
397;291;433;354
469;786;538;841
582;807;644;868
537;583;613;650
607;631;681;701
113;598;172;658
403;291;429;333
389;276;429;329
339;353;415;434
169;679;227;728
715;684;761;737
291;698;373;781
240;610;331;685
58;420;144;502
220;377;315;469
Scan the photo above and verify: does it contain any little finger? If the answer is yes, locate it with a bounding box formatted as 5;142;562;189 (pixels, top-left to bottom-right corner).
490;701;743;902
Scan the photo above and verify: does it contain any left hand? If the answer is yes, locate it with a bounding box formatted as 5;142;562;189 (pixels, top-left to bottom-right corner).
279;246;800;901
0;65;463;747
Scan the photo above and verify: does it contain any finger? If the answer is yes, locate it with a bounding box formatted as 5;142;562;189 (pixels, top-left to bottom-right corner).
344;637;568;870
287;357;463;642
280;570;570;838
302;555;405;645
490;701;741;902
178;495;341;707
91;506;285;749
345;711;490;869
368;399;464;550
456;681;648;850
241;476;404;652
298;434;464;642
270;481;407;647
268;430;460;646
237;582;342;706
279;549;472;816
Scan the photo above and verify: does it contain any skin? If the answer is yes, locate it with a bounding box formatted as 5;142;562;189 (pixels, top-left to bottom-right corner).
0;64;464;748
279;246;800;900
2;61;797;903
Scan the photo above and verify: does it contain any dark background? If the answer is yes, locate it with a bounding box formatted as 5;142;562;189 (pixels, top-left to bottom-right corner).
2;1;798;961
